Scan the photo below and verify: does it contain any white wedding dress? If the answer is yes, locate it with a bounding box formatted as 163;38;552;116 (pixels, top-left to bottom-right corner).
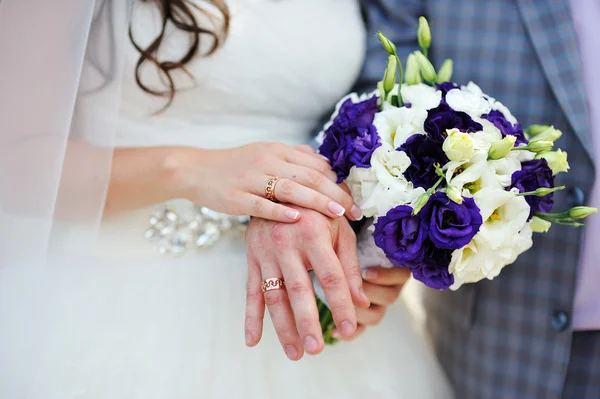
1;1;451;398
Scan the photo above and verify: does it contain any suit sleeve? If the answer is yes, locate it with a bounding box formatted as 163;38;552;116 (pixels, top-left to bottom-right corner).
352;0;426;94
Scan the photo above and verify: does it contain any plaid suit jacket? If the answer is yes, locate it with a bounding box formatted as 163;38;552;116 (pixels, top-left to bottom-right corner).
357;1;595;398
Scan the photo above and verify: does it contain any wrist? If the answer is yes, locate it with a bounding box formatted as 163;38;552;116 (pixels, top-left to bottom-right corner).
160;146;213;202
157;146;200;200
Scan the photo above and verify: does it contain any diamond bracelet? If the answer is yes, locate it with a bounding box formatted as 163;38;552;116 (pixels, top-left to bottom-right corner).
145;206;250;255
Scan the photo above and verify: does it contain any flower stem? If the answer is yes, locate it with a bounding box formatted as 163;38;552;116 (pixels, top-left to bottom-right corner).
516;186;565;197
394;54;404;106
534;211;584;226
316;296;338;345
430;175;445;193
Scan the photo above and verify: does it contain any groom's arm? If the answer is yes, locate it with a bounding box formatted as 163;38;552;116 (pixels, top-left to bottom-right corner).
353;0;425;94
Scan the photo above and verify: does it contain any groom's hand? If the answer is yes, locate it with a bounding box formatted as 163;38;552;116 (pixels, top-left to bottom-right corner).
333;267;411;340
244;208;370;360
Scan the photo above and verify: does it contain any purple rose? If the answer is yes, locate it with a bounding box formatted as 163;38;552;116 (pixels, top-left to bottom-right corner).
411;243;454;290
420;192;483;250
509;159;555;219
399;134;448;189
483;110;528;146
349;124;381;168
374;205;429;267
320;96;381;183
424;103;483;143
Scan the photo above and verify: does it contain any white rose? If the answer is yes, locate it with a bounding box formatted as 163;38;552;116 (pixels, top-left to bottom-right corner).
445;133;490;191
513;147;536;163
315;130;325;146
473;116;503;141
487;98;518;125
373;106;428;148
479;156;522;189
461;82;519;125
450;224;533;289
446;88;491;117
345;146;425;217
345;166;380;217
449;186;532;289
461;81;484;97
472;186;531;249
442;128;476;162
400;83;442;110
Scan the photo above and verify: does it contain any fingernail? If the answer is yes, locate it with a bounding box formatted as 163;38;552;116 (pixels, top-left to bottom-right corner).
361;268;377;280
350;205;363;220
328;201;345;216
245;331;253;346
332;330;341;339
285;210;300;220
340;321;355;337
285;345;298;360
304;335;318;353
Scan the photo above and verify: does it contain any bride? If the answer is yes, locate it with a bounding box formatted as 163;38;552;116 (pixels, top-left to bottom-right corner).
0;0;451;398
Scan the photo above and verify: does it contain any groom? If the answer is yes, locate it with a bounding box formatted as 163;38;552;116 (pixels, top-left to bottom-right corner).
247;0;598;398
354;0;598;398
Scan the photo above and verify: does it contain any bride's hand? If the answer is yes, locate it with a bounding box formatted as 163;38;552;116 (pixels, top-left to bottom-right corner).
244;208;370;360
175;143;362;222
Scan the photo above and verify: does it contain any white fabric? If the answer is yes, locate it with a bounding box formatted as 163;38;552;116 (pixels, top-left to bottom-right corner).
0;0;129;261
0;0;131;394
1;1;452;397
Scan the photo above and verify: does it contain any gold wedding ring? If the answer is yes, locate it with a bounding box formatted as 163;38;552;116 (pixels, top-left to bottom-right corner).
261;277;286;293
265;176;282;202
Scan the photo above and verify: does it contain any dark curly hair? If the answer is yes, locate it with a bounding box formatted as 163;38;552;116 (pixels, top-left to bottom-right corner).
129;0;230;109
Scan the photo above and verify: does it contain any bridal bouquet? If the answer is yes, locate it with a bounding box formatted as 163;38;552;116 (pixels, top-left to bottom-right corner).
315;17;596;343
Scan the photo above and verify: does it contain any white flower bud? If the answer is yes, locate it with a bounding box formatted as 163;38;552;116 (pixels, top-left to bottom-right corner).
527;140;554;153
443;128;476;162
418;16;431;51
382;55;397;94
377;31;397;55
415;51;437;83
528;186;564;197
568;206;598;220
436;59;453;83
535;149;570;175
529;126;562;143
404;53;421;85
412;191;431;215
530;216;552;233
488;135;516;160
525;124;552;136
446;185;464;204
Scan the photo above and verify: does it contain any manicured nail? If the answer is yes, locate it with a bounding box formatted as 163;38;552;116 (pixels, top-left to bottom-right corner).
328;201;345;216
304;335;318;353
340;321;355;337
285;345;298;360
285;210;300;220
361;268;378;281
245;331;253;346
350;205;363;220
